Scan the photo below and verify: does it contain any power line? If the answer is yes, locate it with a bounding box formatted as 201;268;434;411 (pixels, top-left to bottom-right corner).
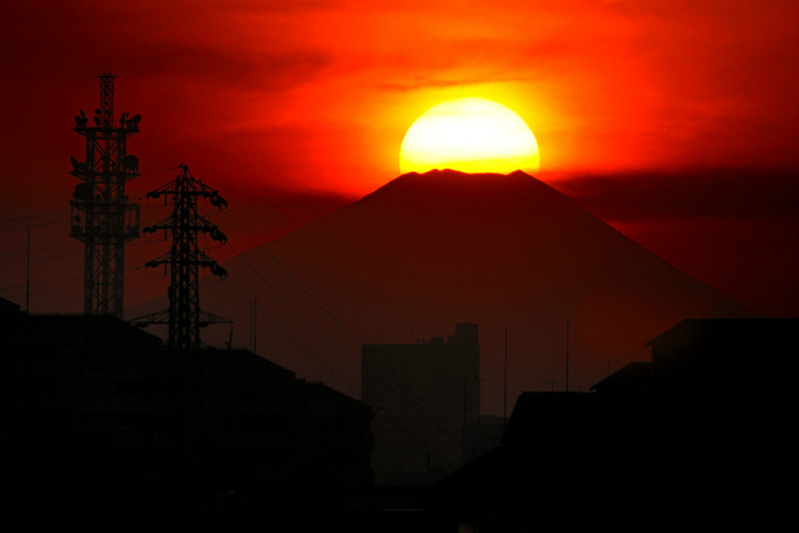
121;195;466;454
221;275;455;458
139;165;181;174
0;179;73;190
223;276;346;381
0;250;83;266
226;240;358;367
0;266;155;292
223;209;362;346
0;209;71;223
2;274;150;299
0;242;81;258
1;275;83;290
0;219;68;232
2;285;82;298
219;206;465;448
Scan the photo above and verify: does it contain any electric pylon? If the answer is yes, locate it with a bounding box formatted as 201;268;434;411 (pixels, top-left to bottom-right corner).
70;73;141;318
134;164;230;351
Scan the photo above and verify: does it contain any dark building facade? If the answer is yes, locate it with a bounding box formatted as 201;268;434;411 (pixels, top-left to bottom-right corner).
1;298;373;527
362;323;480;484
426;318;797;531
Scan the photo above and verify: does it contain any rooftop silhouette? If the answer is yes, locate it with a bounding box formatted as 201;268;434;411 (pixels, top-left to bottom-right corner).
427;317;796;530
2;297;373;528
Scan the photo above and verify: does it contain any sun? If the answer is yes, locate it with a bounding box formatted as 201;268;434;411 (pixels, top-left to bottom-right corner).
399;97;540;175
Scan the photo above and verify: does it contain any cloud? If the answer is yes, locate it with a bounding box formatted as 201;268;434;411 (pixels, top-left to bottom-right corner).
374;74;537;92
121;46;332;93
553;167;799;222
1;2;332;93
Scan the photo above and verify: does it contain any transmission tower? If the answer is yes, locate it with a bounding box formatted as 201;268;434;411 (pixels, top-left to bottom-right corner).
134;164;230;351
70;73;141;318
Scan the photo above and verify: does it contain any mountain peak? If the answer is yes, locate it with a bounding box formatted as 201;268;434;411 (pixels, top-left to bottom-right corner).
392;168;536;185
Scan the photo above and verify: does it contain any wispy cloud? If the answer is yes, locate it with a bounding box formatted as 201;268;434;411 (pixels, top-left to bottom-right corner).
554;168;799;222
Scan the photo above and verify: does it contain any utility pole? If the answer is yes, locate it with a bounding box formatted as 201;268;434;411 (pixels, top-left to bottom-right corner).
503;325;508;425
70;73;141;318
250;296;258;354
133;164;230;350
26;227;31;313
540;380;559;392
566;316;570;392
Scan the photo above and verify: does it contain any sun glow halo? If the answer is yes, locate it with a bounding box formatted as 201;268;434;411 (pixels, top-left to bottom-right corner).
400;97;540;175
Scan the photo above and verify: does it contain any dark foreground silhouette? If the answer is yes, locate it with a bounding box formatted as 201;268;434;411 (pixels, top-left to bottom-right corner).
4;293;792;530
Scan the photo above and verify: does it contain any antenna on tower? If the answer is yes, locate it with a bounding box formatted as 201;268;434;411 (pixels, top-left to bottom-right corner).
69;73;141;318
132;164;231;351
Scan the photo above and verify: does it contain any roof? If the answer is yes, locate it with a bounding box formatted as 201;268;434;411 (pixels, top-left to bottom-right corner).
646;318;798;347
590;361;652;394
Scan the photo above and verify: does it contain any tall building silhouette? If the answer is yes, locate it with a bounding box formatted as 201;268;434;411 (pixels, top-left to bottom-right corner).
362;323;480;484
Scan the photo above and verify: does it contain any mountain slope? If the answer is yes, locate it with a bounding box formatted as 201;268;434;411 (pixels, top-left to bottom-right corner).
204;170;754;412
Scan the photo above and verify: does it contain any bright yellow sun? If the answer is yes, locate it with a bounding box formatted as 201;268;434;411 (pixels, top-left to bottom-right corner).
399;97;540;175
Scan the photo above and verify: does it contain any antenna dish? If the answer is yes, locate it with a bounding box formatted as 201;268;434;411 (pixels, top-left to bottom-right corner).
74;182;91;200
125;154;139;171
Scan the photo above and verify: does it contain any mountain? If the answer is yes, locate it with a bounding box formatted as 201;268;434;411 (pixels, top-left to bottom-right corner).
201;169;754;413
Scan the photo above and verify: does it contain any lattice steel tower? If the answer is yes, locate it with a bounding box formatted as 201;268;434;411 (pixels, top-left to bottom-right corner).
136;164;229;350
70;73;141;318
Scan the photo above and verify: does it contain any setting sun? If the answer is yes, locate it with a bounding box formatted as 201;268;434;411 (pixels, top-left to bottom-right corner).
399;97;540;175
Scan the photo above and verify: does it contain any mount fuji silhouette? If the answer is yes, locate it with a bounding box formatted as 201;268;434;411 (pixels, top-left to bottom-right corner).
200;169;754;412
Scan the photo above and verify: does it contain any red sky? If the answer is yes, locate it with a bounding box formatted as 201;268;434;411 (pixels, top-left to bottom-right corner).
1;0;798;317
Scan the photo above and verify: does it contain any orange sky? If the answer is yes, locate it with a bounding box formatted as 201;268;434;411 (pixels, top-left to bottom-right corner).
3;1;798;191
1;0;798;316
